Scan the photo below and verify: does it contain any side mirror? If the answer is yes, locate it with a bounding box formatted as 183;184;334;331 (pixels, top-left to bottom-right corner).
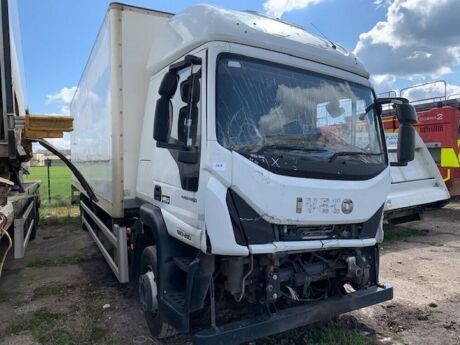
153;55;202;166
153;72;178;143
397;124;415;164
153;97;173;142
395;103;417;165
375;98;417;166
396;103;417;125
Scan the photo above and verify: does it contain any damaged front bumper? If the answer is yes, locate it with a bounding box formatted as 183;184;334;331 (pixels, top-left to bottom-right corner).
193;284;393;345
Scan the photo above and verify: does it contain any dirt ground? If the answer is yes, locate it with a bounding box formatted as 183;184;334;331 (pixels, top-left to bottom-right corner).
0;203;459;345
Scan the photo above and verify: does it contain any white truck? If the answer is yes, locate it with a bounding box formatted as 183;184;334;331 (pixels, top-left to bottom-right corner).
70;3;418;344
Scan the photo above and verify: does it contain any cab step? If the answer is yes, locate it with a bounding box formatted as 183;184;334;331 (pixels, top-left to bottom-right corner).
174;257;198;272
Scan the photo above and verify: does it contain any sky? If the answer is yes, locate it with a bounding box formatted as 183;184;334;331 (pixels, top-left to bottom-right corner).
16;0;460;147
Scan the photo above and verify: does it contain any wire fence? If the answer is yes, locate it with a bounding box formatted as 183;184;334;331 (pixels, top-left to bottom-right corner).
24;162;79;224
24;163;71;205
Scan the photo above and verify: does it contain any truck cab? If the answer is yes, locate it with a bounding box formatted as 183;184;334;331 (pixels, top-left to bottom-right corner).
139;6;391;256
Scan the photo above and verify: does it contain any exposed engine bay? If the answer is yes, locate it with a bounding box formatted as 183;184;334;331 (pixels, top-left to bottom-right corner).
221;247;378;305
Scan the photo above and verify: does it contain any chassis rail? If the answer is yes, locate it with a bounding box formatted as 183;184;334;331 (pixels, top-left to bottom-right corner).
193;284;393;345
80;200;129;283
10;181;40;259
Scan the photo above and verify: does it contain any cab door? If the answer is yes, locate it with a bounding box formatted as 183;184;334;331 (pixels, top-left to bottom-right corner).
150;51;206;249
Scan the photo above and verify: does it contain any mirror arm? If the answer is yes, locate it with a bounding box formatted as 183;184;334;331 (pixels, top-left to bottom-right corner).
170;55;202;72
157;141;187;150
375;97;409;106
156;141;200;164
370;97;411;115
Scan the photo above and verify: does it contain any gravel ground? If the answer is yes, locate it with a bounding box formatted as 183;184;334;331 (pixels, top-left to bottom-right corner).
0;202;459;345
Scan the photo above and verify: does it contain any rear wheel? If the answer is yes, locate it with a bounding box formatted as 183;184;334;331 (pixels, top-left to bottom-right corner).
139;245;176;338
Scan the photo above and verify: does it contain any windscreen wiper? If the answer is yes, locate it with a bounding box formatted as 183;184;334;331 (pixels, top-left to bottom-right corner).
328;151;384;162
255;145;329;155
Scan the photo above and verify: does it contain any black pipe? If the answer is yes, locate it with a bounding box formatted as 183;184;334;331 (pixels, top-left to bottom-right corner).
28;138;98;202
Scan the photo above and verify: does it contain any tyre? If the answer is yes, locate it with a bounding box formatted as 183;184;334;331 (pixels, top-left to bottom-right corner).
139;245;177;338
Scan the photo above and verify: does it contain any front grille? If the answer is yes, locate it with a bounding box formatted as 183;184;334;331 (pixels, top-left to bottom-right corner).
278;223;364;241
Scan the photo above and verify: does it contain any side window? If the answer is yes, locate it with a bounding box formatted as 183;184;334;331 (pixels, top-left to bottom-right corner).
158;65;202;148
153;55;203;192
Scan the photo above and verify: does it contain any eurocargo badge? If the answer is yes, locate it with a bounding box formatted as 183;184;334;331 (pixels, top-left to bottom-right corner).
341;199;353;214
296;197;302;213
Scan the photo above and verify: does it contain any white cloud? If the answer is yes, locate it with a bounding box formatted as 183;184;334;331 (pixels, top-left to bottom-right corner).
40;86;77;150
46;86;77;115
47;133;71;150
354;0;460;84
263;0;324;18
371;74;397;93
373;0;392;8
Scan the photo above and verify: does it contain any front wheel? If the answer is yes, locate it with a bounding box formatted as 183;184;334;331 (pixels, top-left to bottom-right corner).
139;245;177;338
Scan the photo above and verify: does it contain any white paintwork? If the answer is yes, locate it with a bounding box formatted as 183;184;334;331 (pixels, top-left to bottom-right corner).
385;132;450;212
162;207;203;250
230;151;390;225
147;4;368;78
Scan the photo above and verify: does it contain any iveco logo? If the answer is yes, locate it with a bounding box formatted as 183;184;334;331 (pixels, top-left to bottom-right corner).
341;199;354;214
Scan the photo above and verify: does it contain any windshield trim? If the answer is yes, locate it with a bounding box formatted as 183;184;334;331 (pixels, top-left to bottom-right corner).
239;151;387;181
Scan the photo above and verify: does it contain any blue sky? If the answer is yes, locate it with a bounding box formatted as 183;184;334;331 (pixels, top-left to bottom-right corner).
17;0;460;117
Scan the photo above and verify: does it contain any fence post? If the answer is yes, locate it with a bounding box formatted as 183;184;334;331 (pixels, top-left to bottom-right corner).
45;159;52;203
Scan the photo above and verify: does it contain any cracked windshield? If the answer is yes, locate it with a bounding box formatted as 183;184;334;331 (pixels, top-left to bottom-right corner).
216;55;385;171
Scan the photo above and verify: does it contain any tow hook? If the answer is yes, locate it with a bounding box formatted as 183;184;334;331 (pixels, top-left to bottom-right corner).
346;255;370;287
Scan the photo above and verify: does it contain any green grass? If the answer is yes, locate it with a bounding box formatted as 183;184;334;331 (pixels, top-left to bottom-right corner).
6;309;61;336
39;206;80;226
24;165;72;206
26;253;84;268
383;226;429;242
263;326;374;345
2;284;119;345
23;165;80;223
307;327;373;345
4;306;117;345
32;283;78;300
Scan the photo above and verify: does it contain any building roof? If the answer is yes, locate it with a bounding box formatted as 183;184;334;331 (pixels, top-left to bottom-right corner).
147;4;369;78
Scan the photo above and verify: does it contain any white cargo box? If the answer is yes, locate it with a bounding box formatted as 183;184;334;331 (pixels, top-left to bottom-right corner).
71;4;172;217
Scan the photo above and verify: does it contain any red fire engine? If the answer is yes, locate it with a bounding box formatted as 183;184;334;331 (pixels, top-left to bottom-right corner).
382;81;460;196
